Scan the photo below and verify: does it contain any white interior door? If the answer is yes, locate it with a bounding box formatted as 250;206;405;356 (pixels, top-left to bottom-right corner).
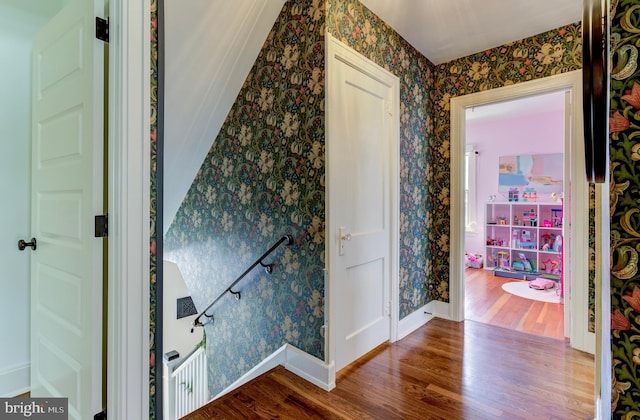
30;0;104;418
328;38;397;372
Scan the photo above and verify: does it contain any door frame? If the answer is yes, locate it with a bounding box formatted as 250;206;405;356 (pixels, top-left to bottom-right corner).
325;34;400;377
449;70;594;353
107;0;151;418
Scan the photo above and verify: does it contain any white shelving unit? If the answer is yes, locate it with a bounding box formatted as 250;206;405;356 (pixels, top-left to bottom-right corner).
484;201;564;278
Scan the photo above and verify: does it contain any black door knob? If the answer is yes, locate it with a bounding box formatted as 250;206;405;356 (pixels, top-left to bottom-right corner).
18;238;37;251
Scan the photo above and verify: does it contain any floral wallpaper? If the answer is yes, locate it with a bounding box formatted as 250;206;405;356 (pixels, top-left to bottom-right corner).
609;0;640;416
150;0;159;416
433;23;594;320
164;0;326;396
325;0;437;316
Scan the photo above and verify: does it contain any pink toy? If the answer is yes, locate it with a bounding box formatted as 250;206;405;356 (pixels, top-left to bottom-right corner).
529;278;556;290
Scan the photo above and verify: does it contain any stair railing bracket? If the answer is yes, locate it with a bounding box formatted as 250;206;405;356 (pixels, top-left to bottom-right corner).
190;234;295;333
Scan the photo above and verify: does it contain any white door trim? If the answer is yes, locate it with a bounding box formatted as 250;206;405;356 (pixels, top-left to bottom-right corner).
449;70;594;353
325;33;400;376
107;0;151;418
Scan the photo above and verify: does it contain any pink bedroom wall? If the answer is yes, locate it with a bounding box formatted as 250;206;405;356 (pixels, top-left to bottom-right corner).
465;109;564;256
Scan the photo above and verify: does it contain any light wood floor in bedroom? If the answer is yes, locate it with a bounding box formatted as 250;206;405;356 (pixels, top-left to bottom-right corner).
465;267;565;340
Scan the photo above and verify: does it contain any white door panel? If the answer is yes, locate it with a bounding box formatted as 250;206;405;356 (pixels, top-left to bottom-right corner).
328;41;397;372
31;0;104;418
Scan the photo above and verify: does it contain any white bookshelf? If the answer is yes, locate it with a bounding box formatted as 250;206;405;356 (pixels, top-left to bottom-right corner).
484;201;564;278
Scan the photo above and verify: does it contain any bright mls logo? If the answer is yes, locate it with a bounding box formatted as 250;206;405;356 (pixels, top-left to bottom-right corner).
0;398;67;420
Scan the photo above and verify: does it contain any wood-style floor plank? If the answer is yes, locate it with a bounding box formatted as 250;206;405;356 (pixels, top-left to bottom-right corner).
185;318;594;419
464;267;565;340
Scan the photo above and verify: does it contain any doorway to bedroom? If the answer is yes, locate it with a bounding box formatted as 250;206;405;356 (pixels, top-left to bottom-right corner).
463;90;567;340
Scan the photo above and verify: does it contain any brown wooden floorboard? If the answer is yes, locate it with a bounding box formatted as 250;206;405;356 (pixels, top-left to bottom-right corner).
464;267;565;340
185;318;594;420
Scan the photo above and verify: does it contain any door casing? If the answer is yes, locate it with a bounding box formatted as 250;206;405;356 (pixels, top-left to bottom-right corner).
106;0;152;418
450;71;594;350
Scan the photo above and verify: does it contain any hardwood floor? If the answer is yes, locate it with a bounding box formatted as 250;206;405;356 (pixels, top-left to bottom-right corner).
465;267;565;340
185;318;594;420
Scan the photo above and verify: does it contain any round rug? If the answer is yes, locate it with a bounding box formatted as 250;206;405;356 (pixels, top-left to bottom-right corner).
501;281;562;304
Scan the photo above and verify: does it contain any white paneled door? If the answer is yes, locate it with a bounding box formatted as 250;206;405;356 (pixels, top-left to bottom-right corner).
30;0;105;418
328;37;398;372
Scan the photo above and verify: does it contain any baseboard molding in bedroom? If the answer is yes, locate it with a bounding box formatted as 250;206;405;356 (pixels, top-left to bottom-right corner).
397;300;451;341
0;362;29;397
213;344;334;401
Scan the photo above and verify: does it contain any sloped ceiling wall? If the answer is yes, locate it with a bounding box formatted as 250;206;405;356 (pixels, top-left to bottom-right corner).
163;0;285;234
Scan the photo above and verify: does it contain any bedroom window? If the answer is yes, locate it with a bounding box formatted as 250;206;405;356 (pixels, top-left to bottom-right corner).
465;144;477;233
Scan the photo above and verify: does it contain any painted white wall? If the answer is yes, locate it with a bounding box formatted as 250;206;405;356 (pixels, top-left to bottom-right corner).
163;261;202;359
0;3;49;397
464;109;564;256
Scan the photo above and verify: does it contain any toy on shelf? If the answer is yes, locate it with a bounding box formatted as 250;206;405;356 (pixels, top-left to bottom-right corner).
508;188;519;202
517;252;534;272
540;234;551;251
488;250;498;267
518;230;536;249
551;208;563;227
497;251;510;269
487;236;507;247
520;209;537;227
541;258;560;275
553;234;563;252
523;188;537;202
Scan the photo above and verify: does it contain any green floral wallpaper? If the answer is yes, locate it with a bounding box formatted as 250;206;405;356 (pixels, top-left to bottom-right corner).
610;0;640;416
325;0;437;316
150;0;159;416
164;0;326;396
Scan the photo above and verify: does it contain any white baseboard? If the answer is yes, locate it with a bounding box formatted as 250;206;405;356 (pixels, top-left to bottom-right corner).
284;345;335;391
572;331;596;355
212;344;334;401
429;300;452;321
0;362;29;397
397;300;452;340
213;345;288;400
397;303;433;340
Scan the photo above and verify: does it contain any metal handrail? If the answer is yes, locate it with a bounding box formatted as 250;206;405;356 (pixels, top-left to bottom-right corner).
191;234;294;332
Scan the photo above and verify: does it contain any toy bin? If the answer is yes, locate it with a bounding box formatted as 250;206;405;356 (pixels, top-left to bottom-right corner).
465;253;484;269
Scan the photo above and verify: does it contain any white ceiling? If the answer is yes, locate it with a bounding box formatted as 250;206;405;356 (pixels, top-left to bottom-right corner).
360;0;582;64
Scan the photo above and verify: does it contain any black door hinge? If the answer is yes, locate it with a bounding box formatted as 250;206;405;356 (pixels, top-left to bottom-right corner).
94;409;107;420
95;214;108;238
96;17;109;42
